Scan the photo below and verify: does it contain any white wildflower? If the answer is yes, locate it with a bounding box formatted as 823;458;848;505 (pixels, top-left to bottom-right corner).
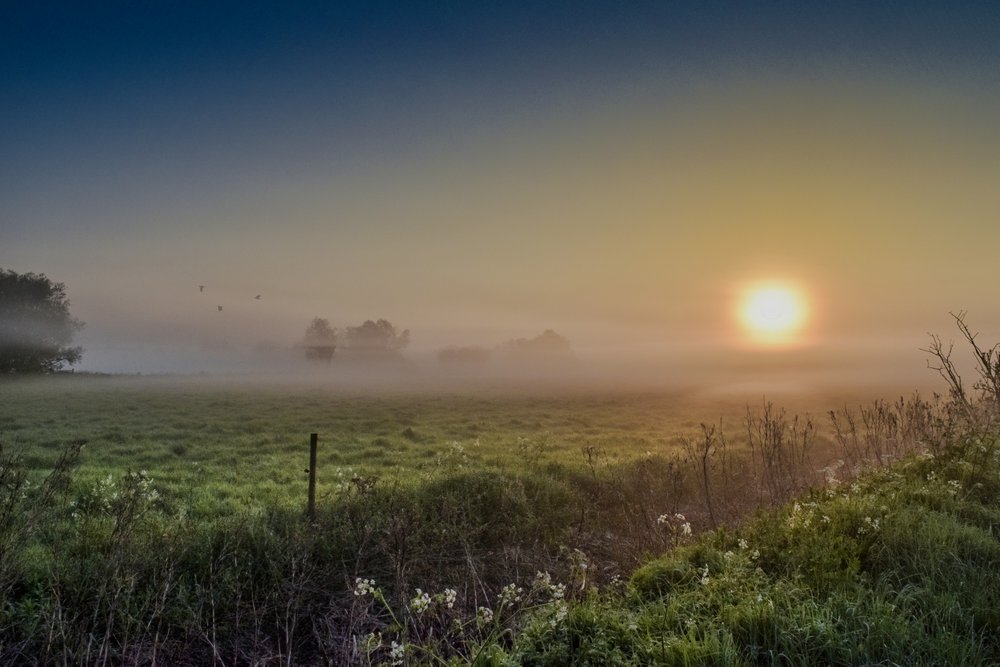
549;601;569;628
411;588;431;614
353;578;376;597
477;606;494;624
441;588;457;609
498;583;523;605
859;516;881;535
389;640;405;665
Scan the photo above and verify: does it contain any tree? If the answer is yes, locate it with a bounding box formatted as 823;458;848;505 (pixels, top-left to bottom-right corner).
503;329;572;355
302;317;338;364
343;319;410;354
0;268;84;373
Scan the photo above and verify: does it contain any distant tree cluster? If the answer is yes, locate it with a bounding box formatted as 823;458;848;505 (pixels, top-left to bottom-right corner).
302;317;338;364
0;268;84;373
300;319;573;369
344;319;410;353
503;329;573;356
436;330;574;366
301;317;410;364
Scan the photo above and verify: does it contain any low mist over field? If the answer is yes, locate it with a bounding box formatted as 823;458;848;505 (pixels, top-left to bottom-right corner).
69;337;939;398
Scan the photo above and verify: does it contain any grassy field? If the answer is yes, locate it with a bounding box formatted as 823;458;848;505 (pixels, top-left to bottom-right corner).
1;372;992;664
0;375;867;517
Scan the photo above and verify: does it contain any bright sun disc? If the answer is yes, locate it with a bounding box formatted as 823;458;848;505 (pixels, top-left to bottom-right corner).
739;284;807;342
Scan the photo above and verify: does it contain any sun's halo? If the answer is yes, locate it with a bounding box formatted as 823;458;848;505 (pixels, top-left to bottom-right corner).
739;283;807;343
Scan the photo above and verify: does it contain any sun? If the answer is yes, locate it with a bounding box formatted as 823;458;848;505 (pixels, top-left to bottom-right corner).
738;283;807;344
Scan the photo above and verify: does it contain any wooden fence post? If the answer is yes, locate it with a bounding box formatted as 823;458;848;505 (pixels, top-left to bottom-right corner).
307;432;318;521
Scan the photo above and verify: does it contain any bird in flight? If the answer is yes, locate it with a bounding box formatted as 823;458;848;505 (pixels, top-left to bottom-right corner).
198;285;206;292
218;305;223;312
255;294;262;300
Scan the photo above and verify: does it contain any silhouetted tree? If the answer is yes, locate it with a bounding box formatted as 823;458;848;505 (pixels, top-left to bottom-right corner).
343;319;410;354
303;317;338;364
503;329;572;355
0;268;84;373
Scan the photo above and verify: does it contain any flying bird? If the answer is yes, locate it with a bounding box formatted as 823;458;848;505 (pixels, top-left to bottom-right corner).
217;305;223;312
254;294;261;300
198;285;206;292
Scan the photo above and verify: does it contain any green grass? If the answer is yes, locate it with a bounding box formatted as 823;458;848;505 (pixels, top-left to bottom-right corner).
0;375;849;518
510;434;1000;665
0;374;992;664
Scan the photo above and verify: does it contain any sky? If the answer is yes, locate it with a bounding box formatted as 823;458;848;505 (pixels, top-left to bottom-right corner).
3;1;1000;382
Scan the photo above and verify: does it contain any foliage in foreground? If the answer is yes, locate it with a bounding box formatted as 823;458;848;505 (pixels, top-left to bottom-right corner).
511;429;1000;665
0;400;996;664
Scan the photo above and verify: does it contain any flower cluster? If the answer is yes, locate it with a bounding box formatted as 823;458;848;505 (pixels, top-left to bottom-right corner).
410;589;431;614
786;501;821;529
389;640;405;665
126;470;160;503
657;512;693;538
354;577;377;597
71;470;160;520
441;587;457;609
437;441;471;469
857;515;881;535
533;571;566;601
498;583;523;606
476;606;494;624
548;601;569;628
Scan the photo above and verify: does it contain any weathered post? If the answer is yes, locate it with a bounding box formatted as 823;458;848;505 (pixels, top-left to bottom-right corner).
307;432;318;521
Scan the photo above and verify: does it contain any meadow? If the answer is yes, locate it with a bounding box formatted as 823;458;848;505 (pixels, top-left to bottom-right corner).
0;370;996;664
0;376;862;518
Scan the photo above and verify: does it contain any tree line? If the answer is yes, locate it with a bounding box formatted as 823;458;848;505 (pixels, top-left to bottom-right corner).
0;267;572;374
302;317;411;364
